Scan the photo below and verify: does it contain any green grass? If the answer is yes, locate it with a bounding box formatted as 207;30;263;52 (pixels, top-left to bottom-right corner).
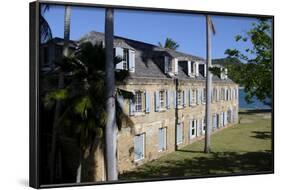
120;110;272;180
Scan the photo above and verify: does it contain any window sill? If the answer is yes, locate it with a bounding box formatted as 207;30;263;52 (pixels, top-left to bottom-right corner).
133;112;146;116
134;157;144;162
176;141;183;145
158;108;167;112
158;149;167;152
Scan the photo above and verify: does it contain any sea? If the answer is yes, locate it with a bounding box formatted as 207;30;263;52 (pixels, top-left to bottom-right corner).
239;88;271;110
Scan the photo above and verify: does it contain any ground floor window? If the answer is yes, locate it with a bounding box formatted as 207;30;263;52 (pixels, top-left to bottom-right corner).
202;118;206;134
134;133;145;161
190;120;196;139
176;123;183;145
227;109;232;123
158;127;167;151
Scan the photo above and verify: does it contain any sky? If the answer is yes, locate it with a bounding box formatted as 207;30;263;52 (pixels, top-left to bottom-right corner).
41;4;260;59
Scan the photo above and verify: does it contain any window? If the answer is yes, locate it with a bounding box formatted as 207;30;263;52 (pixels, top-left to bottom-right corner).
191;61;195;73
158;127;167;151
202;88;206;103
191;89;196;105
190;120;196;138
212;88;217;102
202;118;206;133
134;134;145;161
123;49;129;70
55;46;62;58
159;90;165;109
177;90;182;106
135;91;142;112
176;123;183;145
44;47;49;63
221;88;225;100
168;59;173;72
227;109;232;123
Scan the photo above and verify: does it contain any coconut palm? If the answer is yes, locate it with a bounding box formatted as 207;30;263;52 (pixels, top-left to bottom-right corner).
104;8;119;181
49;5;72;183
44;41;132;182
204;15;215;153
40;5;52;43
158;38;180;50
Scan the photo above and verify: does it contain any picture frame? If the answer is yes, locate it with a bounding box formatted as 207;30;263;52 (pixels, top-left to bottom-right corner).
30;1;274;188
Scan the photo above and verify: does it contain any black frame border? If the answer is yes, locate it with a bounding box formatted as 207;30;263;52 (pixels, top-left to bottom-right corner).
29;1;274;188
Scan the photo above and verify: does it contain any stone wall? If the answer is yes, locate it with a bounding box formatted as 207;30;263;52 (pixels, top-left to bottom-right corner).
116;78;239;173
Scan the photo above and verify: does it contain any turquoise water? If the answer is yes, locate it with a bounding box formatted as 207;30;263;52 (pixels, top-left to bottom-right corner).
239;89;271;109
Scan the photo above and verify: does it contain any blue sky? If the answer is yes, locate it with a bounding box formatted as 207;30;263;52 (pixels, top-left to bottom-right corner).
42;4;259;59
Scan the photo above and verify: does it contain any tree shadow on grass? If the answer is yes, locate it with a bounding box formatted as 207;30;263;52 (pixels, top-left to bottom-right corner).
120;150;272;180
251;131;271;140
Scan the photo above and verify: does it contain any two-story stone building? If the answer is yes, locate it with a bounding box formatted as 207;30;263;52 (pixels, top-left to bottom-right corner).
41;31;239;179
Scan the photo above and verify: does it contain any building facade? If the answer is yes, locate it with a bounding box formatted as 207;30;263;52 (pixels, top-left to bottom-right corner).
41;31;239;177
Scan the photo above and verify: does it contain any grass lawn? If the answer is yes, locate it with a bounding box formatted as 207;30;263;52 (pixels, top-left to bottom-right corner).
120;110;273;180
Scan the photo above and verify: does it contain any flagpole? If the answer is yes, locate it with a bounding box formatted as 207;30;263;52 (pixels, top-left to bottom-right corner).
204;15;212;153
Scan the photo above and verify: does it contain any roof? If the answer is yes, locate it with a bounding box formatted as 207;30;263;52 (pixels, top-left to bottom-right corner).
45;32;235;84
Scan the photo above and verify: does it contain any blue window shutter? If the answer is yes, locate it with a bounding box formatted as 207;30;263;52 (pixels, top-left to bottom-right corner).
134;135;142;160
189;120;192;140
195;120;199;137
176;123;183;144
164;56;169;73
145;91;150;113
170;91;173;108
224;88;227;101
115;47;124;70
155;91;159;112
129;49;135;72
158;128;164;150
189;89;192;106
174;91;177;108
166;90;170;109
183;90;186;107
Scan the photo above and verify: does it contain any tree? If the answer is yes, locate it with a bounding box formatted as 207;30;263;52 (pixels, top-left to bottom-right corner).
225;19;272;106
49;5;72;183
44;42;132;182
40;5;52;43
104;8;118;181
204;15;215;154
158;38;180;50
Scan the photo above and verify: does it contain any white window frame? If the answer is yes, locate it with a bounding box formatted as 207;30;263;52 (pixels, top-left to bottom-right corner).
159;90;165;109
191;120;196;139
123;48;129;70
134;133;145;162
135;91;142;113
177;90;182;106
202;118;206;134
191;89;196;105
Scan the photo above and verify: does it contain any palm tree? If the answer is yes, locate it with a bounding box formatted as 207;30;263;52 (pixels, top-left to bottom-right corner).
49;5;72;183
158;38;180;50
40;5;52;43
204;15;215;153
44;41;132;182
104;8;118;181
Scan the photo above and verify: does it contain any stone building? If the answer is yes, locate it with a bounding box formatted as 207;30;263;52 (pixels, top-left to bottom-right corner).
41;31;239;178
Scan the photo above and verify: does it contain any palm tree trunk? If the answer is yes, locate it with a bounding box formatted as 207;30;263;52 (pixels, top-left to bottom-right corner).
204;15;212;153
49;5;72;183
104;8;118;181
